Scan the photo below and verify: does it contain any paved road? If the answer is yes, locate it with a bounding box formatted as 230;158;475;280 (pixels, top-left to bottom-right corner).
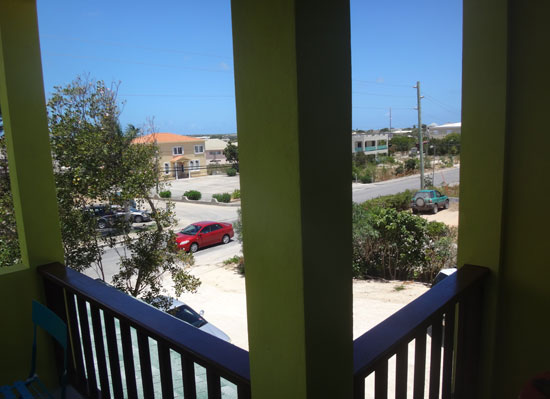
352;166;460;203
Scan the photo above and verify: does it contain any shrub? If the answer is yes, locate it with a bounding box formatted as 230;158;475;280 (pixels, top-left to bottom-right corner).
231;189;241;200
212;193;231;203
395;164;404;175
207;164;230;175
159;190;171;198
405;158;419;172
226;168;237;176
361;190;413;212
184;190;202;200
352;204;456;282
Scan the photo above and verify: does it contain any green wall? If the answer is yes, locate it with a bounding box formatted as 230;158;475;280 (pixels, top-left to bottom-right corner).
231;1;353;397
0;0;64;387
459;0;550;397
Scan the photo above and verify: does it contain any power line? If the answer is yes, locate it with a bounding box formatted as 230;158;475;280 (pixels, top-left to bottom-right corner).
352;91;414;98
353;79;412;88
119;94;234;99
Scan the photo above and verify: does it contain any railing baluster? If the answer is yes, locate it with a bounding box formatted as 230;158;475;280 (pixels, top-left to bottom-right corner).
396;344;408;399
413;332;427;399
64;292;87;392
375;360;388;399
206;369;222;399
120;320;138;399
90;306;110;398
429;319;443;399
103;313;124;399
454;286;483;399
158;341;174;399
442;306;456;399
182;356;197;399
76;297;98;398
137;331;155;399
237;383;251;399
353;375;366;399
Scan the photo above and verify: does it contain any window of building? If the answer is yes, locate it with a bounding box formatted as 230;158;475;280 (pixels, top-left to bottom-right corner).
173;147;183;155
164;162;170;174
194;145;204;154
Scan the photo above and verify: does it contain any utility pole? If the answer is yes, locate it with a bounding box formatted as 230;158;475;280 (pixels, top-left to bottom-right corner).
389;107;392;133
414;81;425;188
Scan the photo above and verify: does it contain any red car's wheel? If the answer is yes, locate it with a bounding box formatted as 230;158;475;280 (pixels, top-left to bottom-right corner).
222;234;230;244
190;243;199;253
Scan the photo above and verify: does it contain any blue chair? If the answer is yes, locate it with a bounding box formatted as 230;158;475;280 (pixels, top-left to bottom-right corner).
0;301;67;399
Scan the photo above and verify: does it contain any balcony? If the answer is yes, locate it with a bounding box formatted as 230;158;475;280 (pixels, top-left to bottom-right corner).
39;263;487;399
376;145;388;150
354;147;364;152
364;146;377;152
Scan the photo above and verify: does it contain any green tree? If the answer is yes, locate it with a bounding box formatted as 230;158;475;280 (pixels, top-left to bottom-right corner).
390;135;416;152
223;142;239;171
47;76;200;305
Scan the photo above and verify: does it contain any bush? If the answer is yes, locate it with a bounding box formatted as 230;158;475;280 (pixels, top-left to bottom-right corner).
231;189;241;200
361;190;413;212
212;193;231;203
226;168;237;176
395;164;404;175
184;190;202;200
207;164;230;175
405;158;419;172
352;204;456;282
159;190;171;198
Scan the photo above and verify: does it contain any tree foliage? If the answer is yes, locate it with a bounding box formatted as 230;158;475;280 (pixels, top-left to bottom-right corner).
390;135;416;152
352;201;456;283
46;76;200;304
223;142;239;171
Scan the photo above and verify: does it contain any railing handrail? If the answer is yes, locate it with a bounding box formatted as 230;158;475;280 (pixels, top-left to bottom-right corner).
39;262;251;386
353;264;489;378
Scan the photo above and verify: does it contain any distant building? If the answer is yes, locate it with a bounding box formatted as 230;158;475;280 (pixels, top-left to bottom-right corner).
352;132;389;156
205;138;230;164
427;122;461;137
132;133;207;179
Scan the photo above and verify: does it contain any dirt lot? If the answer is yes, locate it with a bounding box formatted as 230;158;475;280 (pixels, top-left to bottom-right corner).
421;201;459;226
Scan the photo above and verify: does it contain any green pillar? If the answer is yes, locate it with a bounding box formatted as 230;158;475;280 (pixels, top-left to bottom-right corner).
460;0;550;396
231;1;352;398
0;0;63;385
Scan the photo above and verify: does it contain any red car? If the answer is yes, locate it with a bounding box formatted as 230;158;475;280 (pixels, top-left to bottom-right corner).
175;221;234;253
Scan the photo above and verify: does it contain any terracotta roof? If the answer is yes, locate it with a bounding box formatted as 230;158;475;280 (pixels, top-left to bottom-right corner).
171;156;191;162
132;133;203;144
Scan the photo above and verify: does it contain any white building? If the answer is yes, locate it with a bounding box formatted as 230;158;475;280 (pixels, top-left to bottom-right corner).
427;122;461;137
205;138;230;164
351;133;389;156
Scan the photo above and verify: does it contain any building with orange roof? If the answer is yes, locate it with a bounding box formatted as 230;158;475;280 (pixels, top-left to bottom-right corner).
132;133;207;179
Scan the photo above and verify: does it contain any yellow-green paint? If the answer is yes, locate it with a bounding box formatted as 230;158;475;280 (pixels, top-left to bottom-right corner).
231;1;353;397
0;0;63;387
460;0;550;396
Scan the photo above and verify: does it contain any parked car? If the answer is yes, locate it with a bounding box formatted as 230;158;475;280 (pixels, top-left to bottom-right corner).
85;204;129;229
159;296;231;342
411;189;449;214
175;221;234;253
126;207;151;223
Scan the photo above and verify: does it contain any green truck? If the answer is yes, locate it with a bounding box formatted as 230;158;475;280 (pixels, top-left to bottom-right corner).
411;189;449;214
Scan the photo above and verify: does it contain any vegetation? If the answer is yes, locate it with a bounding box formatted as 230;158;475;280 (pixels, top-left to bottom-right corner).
184;190;202;200
226;168;237;177
42;76;200;307
361;190;413;212
389;135;416;153
159;190;171;198
231;189;241;200
223;142;239;171
352;203;457;283
212;193;231;203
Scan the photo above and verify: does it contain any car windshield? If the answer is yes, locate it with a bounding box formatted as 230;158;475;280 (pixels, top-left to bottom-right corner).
168;305;207;328
181;224;202;235
414;191;433;199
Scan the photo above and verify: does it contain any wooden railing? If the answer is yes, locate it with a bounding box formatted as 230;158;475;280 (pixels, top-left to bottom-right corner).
353;265;488;399
39;263;250;399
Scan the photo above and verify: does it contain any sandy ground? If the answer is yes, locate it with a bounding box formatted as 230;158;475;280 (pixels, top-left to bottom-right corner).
420;201;459;226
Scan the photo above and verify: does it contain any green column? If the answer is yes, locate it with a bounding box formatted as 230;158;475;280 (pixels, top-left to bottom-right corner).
231;1;352;398
0;0;64;269
0;0;63;386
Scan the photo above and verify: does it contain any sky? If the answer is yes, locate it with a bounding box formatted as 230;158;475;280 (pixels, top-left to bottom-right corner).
36;1;462;135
